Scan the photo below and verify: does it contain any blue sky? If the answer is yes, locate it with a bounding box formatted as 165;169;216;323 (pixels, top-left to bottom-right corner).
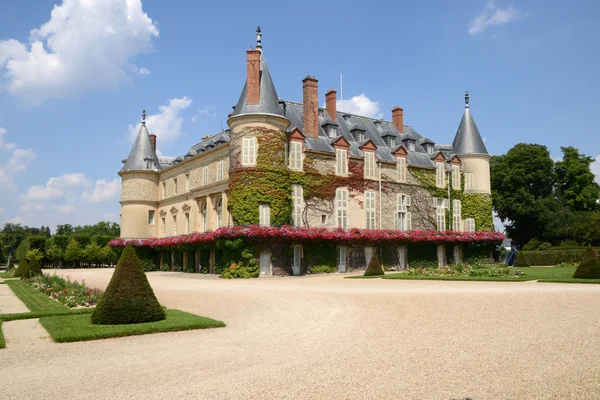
0;0;598;232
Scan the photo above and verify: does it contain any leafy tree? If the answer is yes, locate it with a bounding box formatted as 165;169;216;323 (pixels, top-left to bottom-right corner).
0;245;5;264
91;245;165;325
83;243;103;266
46;244;63;268
101;245;119;266
491;144;556;244
555;147;600;212
64;238;82;267
55;224;73;235
26;248;44;261
50;234;70;251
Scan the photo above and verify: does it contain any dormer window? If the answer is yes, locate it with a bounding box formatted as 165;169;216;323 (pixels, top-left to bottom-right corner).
327;125;337;138
342;114;351;122
388;137;396;147
408;141;416;152
145;160;153;169
374;121;382;129
427;144;434;155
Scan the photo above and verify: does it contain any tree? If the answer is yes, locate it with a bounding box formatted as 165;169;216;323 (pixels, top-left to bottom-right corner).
91;245;165;325
555;147;600;212
55;224;73;235
83;243;103;267
491;144;556;244
64;238;82;267
46;244;63;268
364;253;385;277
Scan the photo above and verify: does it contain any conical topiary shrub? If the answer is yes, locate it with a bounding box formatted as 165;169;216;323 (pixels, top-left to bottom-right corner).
514;252;530;267
573;247;600;279
6;260;15;273
92;245;165;325
12;259;30;277
364;253;385;277
27;257;43;277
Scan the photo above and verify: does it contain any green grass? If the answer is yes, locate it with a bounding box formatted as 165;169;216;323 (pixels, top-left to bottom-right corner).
40;309;225;343
0;308;94;322
5;280;67;312
0;272;15;278
0;321;5;349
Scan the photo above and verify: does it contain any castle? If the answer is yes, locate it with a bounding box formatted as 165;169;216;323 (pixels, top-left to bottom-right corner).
118;27;494;275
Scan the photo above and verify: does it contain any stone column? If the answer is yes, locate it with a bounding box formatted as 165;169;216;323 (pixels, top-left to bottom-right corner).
453;245;463;265
437;244;447;268
170;250;175;272
195;251;200;273
206;196;214;231
209;250;215;274
221;191;229;227
397;245;408;270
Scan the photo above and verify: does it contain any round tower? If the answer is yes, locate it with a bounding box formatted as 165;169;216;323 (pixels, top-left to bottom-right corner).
119;110;161;238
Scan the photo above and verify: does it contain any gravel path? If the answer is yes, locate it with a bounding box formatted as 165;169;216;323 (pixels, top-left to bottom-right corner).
0;279;30;314
1;269;600;399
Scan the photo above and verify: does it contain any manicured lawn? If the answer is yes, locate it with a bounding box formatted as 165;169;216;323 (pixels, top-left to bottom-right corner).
0;308;94;322
40;309;225;343
0;272;15;278
0;321;5;349
5;280;67;312
349;266;599;283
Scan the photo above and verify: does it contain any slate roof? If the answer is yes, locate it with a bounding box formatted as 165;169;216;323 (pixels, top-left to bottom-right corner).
452;93;488;156
121;122;161;172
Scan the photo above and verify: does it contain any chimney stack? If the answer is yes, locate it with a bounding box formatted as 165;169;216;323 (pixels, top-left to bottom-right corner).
392;107;404;133
149;134;157;151
246;49;261;105
302;76;319;138
325;89;337;122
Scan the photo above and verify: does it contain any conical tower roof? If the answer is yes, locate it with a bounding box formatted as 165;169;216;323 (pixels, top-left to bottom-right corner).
231;27;283;118
121;110;161;172
452;92;488;156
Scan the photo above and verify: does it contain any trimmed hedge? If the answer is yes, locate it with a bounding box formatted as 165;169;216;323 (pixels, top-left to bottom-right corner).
514;252;530;267
12;259;29;277
520;249;599;266
91;245;165;325
573;247;600;279
364;254;384;277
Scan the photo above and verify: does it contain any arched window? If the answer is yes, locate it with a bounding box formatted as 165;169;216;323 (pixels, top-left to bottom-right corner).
201;202;207;232
216;199;222;228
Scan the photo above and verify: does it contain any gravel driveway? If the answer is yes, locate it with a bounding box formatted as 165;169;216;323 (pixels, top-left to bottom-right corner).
1;269;599;399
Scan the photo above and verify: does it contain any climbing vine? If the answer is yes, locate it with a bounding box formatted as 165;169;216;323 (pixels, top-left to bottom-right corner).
411;167;493;231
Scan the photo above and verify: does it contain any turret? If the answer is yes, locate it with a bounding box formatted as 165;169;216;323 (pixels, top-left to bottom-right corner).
451;92;491;194
118;110;161;238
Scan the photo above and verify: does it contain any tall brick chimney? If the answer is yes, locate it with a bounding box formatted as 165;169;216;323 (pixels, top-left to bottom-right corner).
392;106;404;133
325;89;337;122
246;49;261;105
149;134;157;151
303;76;319;138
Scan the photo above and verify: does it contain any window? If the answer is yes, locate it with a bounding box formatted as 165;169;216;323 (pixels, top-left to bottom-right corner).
452;165;461;190
434;197;447;231
292;185;304;227
452;199;462;231
436;162;446;188
397;157;407;183
464;173;474;191
148;210;155;225
289;141;303;170
202;167;208;186
397;194;412;231
217;161;224;181
338;246;348;273
327;125;337;138
259;204;271;226
388;137;396;147
174;178;178;194
185;212;190;233
427;145;434;155
364;152;376;179
162;182;166;199
408;141;415;152
146;160;153;169
201;202;207;232
336;188;349;229
335;149;348;176
465;218;476;233
172;215;177;236
185;174;190;191
356;131;365;142
365;190;376;229
161;217;166;237
242;137;256;166
216;199;222;228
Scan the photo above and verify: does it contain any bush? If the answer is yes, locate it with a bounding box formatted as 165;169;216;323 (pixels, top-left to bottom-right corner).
12;258;30;277
520;249;598;266
26;257;43;277
6;261;15;272
91;245;165;325
309;264;338;274
364;254;384;277
573;247;600;279
514;252;530;267
221;248;259;279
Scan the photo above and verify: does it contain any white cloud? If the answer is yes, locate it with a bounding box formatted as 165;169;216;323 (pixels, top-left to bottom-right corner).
129;96;193;145
330;94;383;119
468;1;526;35
22;173;88;201
82;179;120;203
0;128;36;191
592;155;600;185
0;0;159;105
137;67;151;76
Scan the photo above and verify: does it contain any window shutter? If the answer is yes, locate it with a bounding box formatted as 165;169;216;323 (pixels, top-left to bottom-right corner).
405;195;411;207
406;212;412;230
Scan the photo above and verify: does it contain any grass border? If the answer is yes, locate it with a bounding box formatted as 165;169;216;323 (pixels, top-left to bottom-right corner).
5;280;68;312
0;321;5;349
40;309;225;343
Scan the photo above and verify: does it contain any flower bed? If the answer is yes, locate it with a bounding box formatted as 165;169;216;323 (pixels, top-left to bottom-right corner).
27;274;103;308
404;264;523;278
110;225;505;249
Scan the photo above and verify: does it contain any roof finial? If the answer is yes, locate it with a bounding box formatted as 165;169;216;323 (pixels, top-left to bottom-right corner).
141;109;146;125
465;91;470;109
256;24;262;51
